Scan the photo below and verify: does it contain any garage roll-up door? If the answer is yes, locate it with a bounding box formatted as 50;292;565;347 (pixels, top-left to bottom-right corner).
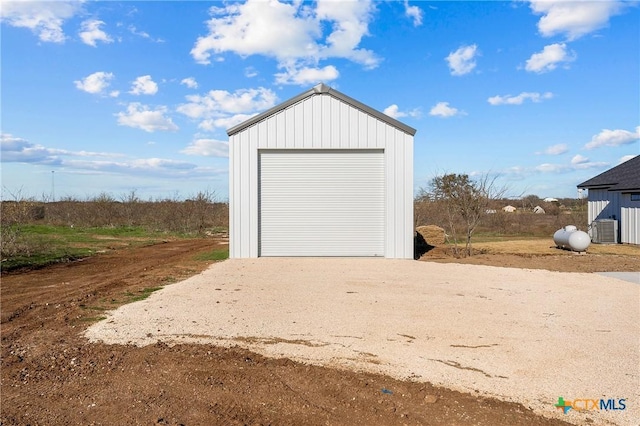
259;150;385;256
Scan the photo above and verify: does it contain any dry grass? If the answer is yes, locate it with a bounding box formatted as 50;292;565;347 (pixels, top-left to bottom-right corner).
472;238;640;256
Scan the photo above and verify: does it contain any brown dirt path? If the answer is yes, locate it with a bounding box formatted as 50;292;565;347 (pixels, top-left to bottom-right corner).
1;239;576;425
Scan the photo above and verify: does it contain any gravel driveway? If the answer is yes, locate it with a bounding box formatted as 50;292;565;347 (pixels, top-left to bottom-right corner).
86;258;639;425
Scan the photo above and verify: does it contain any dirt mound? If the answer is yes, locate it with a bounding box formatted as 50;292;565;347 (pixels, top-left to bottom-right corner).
416;225;446;245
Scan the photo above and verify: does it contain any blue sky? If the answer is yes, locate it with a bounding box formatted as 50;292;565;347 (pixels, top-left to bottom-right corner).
2;0;638;201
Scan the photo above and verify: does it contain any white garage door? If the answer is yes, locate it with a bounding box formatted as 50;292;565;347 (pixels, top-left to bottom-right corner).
259;150;385;256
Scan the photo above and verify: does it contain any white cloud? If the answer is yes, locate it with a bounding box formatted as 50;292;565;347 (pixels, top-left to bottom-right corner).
79;19;113;47
618;154;638;164
535;163;566;173
571;154;588;164
128;25;163;43
525;43;576;73
275;64;339;85
180;77;198;90
404;0;423;27
446;44;478;76
0;0;82;43
181;139;229;157
129;75;158;95
177;87;276;130
0;134;221;180
584;126;640;150
1;133;123;164
383;104;421;120
315;1;378;68
74;71;114;95
116;103;178;133
429;102;464;118
537;143;568;155
529;0;625;41
488;91;553;106
535;159;608;173
244;67;258;78
190;0;379;81
199;114;256;132
180;77;198;89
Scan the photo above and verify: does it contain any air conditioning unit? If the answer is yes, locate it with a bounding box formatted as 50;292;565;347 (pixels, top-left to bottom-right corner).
592;219;618;244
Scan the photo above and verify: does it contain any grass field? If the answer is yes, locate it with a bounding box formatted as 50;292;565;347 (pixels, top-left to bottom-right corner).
1;224;227;272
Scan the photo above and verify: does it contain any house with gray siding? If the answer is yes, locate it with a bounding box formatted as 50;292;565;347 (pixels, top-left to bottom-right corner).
577;156;640;245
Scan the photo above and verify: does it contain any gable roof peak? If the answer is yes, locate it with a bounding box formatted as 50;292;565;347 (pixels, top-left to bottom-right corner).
227;84;417;137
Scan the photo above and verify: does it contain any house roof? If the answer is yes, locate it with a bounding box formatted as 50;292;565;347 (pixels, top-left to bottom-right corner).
577;155;640;191
226;83;417;137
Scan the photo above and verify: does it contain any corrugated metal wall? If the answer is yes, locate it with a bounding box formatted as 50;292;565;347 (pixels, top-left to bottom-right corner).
229;93;414;258
587;189;620;225
620;194;640;244
587;189;640;244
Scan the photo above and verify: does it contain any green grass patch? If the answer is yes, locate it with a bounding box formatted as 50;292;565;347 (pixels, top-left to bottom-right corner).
0;224;184;273
79;305;108;312
124;286;163;303
1;248;95;272
77;316;107;323
193;248;229;261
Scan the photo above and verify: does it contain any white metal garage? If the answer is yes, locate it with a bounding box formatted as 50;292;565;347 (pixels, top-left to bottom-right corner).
227;83;416;259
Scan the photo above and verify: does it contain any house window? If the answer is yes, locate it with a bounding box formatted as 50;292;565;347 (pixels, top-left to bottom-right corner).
631;193;640;201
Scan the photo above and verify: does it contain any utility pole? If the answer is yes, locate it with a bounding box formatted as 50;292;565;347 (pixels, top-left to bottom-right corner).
51;170;55;202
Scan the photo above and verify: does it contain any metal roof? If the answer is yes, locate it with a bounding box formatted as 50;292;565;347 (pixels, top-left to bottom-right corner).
577;155;640;191
226;83;417;137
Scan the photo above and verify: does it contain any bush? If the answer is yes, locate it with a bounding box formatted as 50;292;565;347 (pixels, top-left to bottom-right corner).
0;191;229;261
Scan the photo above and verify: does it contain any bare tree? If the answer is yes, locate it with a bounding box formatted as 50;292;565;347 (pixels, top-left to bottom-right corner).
427;173;507;257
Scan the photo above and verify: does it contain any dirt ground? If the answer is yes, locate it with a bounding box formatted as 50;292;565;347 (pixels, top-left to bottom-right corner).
3;238;636;425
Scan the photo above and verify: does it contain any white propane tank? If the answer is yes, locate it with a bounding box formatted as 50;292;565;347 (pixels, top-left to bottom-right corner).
553;225;591;252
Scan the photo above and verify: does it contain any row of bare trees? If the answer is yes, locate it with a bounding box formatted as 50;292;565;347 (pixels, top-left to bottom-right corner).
1;190;228;259
415;173;587;257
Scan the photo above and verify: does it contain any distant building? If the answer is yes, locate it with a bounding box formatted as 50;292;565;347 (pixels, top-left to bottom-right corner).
533;206;546;214
543;197;558;203
502;205;516;213
577;156;639;245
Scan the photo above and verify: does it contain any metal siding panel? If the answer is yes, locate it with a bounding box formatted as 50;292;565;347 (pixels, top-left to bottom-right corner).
385;134;395;257
284;107;295;148
322;95;331;146
303;98;313;149
349;107;359;149
294;101;303;148
620;194;640;244
404;134;414;258
255;120;267;149
228;135;237;258
239;132;251;257
392;129;403;257
310;96;322;148
249;127;259;257
266;116;276;149
340;101;350;148
232;133;241;257
275;110;285;148
329;97;339;148
260;150;385;256
358;109;367;148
